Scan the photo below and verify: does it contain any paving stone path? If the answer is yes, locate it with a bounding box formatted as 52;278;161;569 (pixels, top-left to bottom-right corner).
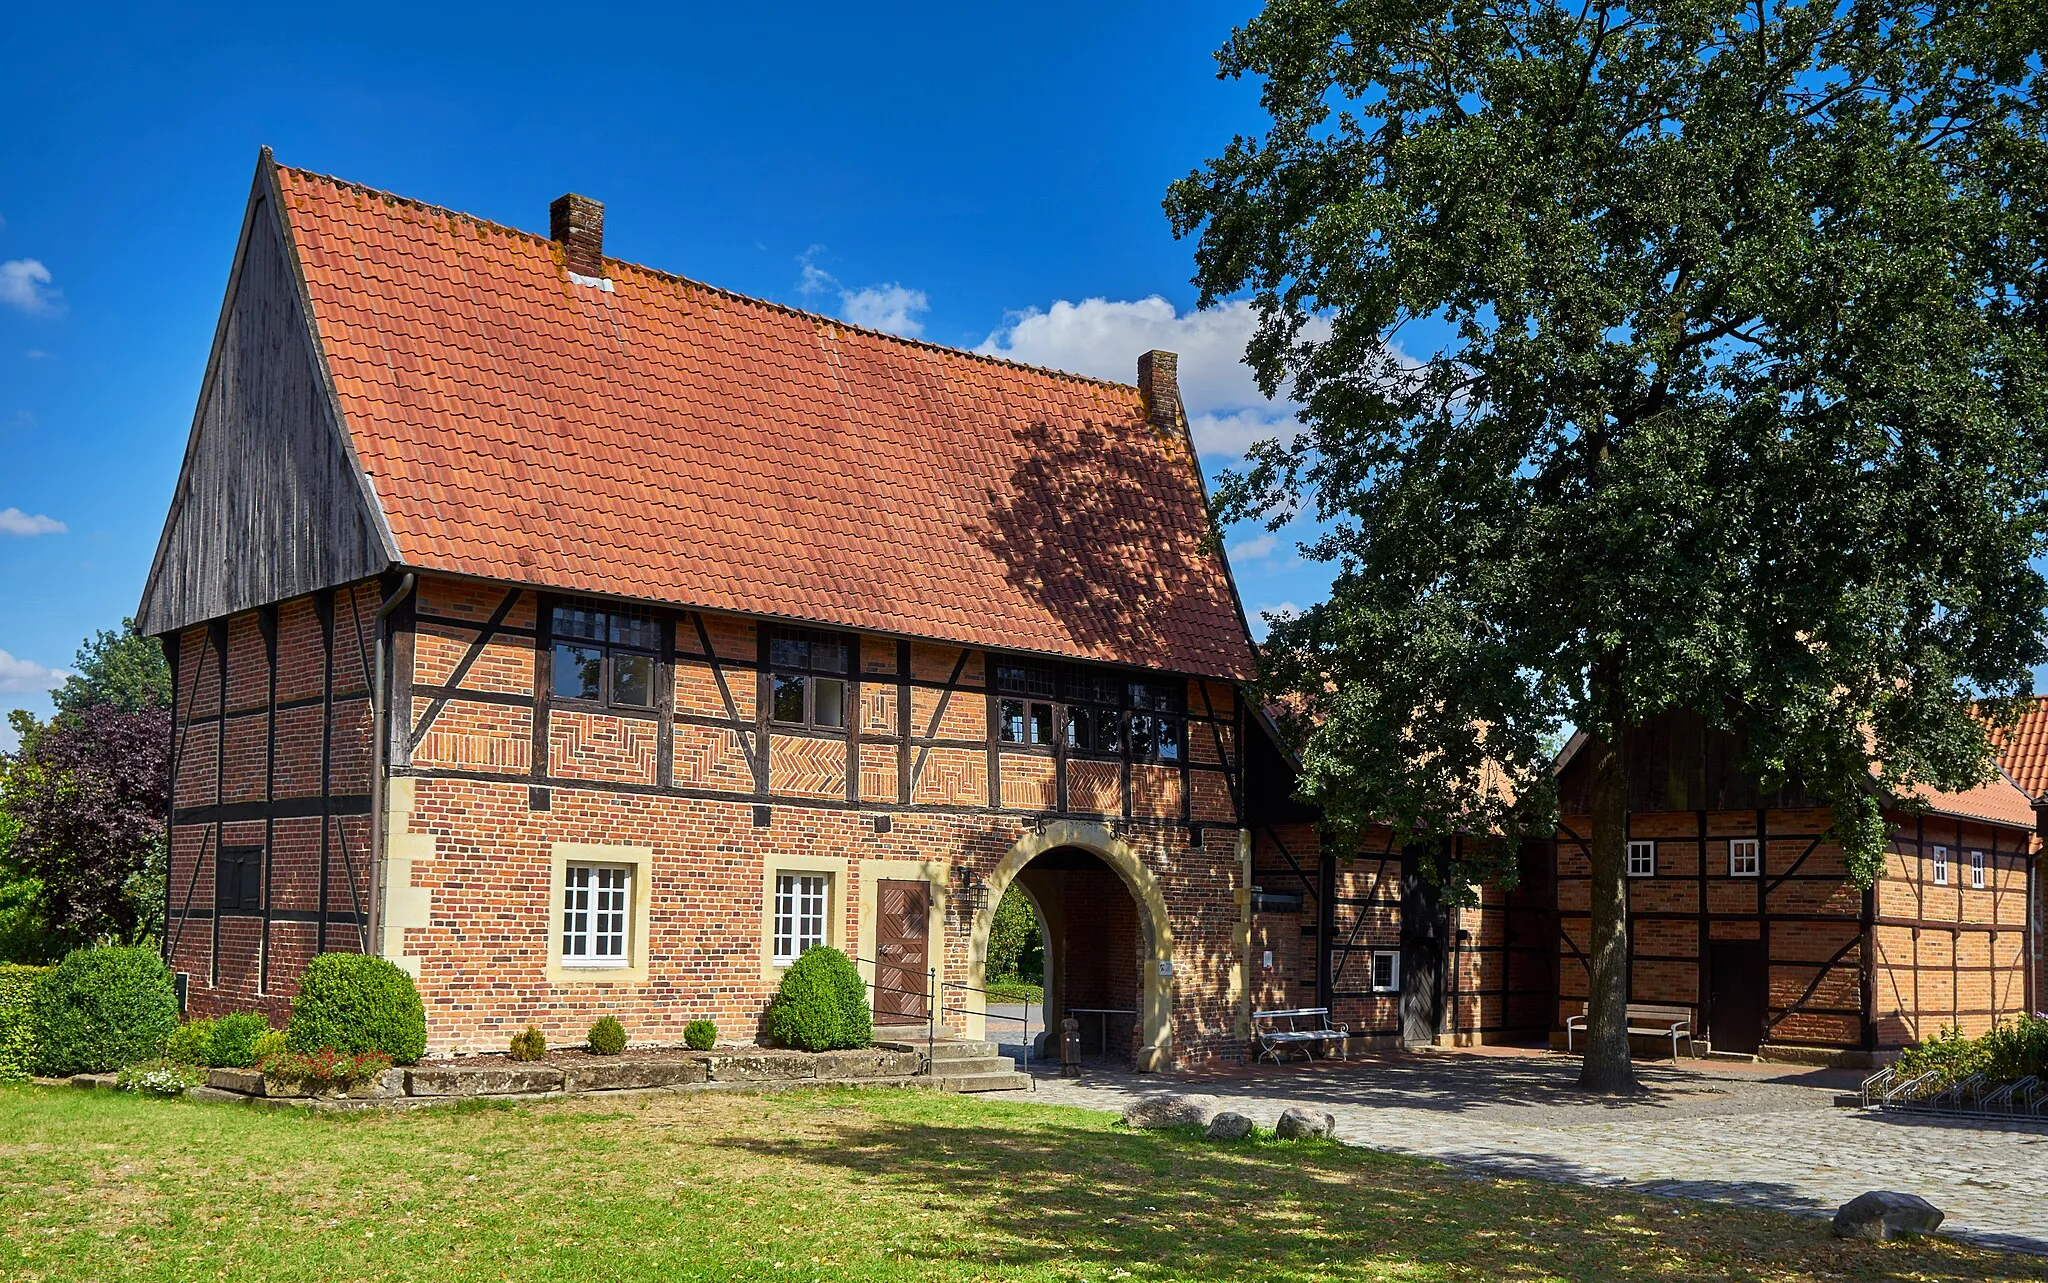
1002;1047;2048;1255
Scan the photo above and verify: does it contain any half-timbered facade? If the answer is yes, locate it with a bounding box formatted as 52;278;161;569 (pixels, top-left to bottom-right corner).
1551;711;2039;1063
138;152;1267;1065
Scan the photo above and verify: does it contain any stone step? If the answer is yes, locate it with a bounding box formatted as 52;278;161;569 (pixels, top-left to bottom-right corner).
877;1037;1000;1060
923;1056;1012;1077
939;1071;1033;1093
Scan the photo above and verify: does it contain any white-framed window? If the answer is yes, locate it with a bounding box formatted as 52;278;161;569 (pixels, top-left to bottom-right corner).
1970;849;1986;890
1627;840;1656;878
1728;838;1760;878
1370;950;1401;993
561;864;631;966
1931;845;1948;886
773;872;830;965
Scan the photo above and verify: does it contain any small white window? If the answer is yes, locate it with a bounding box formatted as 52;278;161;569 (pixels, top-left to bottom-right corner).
1370;950;1400;993
773;872;829;965
1931;846;1948;886
1970;850;1986;890
1728;839;1760;878
1627;841;1656;878
562;864;630;966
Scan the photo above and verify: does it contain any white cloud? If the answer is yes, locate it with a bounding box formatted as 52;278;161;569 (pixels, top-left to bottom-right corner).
1228;532;1279;563
0;259;62;315
793;248;929;338
839;283;929;338
977;297;1321;458
0;507;65;536
0;650;68;695
1248;601;1301;642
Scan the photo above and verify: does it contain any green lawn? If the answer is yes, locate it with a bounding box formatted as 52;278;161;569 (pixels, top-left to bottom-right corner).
0;1083;2037;1282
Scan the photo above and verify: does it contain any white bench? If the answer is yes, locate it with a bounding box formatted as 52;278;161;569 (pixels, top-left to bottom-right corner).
1565;1002;1696;1060
1251;1007;1350;1064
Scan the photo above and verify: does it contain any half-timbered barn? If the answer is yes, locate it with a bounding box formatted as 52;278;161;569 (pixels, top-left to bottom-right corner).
1550;711;2040;1064
1988;697;2048;1010
136;151;1272;1065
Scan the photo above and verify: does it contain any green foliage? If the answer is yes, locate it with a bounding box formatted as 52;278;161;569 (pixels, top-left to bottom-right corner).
1983;1014;2048;1084
51;621;171;717
586;1016;626;1055
986;887;1043;984
766;947;872;1052
0;963;51;1082
0;870;65;964
250;1029;287;1068
262;1047;393;1091
206;1012;273;1068
683;1019;717;1051
507;1026;547;1061
286;954;427;1065
1170;0;2048;891
30;946;179;1076
164;1018;216;1067
1893;1026;1989;1089
116;1058;206;1097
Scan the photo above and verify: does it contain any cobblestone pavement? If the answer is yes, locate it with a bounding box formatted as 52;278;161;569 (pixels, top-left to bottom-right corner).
998;1046;2048;1255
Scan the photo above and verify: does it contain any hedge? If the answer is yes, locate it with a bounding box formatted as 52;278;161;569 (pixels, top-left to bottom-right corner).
0;964;52;1082
765;947;872;1051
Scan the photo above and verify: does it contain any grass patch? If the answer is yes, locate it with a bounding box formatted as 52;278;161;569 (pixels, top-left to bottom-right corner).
985;980;1045;1004
0;1083;2038;1282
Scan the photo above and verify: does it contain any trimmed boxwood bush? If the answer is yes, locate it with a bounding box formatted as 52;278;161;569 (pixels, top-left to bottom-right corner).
683;1019;717;1051
0;964;52;1082
587;1016;626;1055
206;1012;273;1068
508;1026;547;1061
766;947;871;1051
31;946;180;1076
286;954;427;1065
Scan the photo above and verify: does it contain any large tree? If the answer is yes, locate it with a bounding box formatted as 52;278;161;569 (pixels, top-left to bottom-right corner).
1170;0;2048;1090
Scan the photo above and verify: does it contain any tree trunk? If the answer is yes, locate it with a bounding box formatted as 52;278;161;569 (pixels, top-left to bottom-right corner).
1577;652;1640;1093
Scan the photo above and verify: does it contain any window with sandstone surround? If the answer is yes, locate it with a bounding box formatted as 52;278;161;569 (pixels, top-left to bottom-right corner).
551;603;660;710
772;872;830;965
1971;849;1986;889
1728;838;1760;878
561;864;631;967
1627;840;1655;878
768;628;848;731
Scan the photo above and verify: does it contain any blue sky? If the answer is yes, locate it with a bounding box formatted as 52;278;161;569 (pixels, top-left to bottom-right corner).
0;2;1336;746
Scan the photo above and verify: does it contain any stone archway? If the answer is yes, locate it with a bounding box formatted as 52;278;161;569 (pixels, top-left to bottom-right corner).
967;820;1176;1071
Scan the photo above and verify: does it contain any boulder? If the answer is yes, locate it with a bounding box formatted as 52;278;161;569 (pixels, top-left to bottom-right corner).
816;1048;923;1079
1205;1111;1255;1141
1120;1092;1222;1129
703;1051;818;1083
1832;1191;1944;1241
405;1064;564;1097
561;1058;708;1093
1274;1106;1338;1140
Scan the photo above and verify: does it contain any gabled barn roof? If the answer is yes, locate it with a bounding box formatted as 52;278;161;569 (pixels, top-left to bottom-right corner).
1987;695;2048;804
140;152;1257;681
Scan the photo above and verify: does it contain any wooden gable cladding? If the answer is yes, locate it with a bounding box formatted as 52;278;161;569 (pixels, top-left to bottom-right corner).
388;574;1244;827
137;165;396;638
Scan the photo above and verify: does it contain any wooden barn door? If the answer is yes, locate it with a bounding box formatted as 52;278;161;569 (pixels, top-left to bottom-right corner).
874;880;930;1024
1399;853;1446;1048
1709;942;1765;1055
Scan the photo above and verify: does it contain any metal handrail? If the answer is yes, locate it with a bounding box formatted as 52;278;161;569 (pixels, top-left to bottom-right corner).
852;956;936;1074
937;975;1036;1069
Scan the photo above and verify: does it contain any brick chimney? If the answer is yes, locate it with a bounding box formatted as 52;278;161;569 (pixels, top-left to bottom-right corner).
1137;349;1181;434
550;193;605;279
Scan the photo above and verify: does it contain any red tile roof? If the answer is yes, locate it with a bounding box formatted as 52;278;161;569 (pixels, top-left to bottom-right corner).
1896;774;2039;831
1988;696;2048;802
273;165;1256;680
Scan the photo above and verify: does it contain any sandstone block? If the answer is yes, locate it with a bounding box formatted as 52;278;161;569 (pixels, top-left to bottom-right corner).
406;1065;564;1097
561;1058;708;1092
704;1052;818;1082
816;1048;923;1079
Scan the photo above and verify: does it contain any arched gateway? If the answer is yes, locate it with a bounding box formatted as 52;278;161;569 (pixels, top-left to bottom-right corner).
965;821;1177;1071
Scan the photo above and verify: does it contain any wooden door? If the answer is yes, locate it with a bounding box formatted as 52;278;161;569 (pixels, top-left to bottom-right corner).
1399;854;1445;1048
1709;942;1765;1055
874;880;930;1023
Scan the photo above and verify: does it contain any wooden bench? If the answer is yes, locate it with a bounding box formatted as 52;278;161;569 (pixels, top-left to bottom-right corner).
1565;1003;1696;1060
1251;1007;1350;1065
